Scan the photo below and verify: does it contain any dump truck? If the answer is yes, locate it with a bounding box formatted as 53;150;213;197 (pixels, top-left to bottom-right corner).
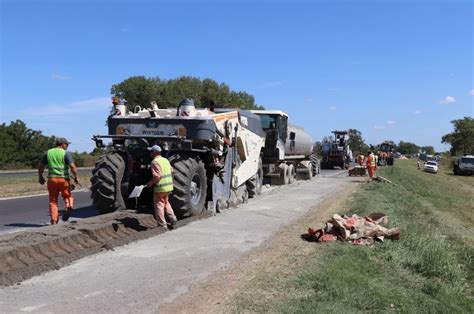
321;130;351;169
91;98;266;217
250;110;320;185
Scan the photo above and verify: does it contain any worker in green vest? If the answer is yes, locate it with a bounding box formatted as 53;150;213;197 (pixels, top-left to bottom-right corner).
145;145;177;230
38;138;80;224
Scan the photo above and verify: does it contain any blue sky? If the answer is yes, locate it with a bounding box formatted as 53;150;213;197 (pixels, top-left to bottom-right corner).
1;0;473;153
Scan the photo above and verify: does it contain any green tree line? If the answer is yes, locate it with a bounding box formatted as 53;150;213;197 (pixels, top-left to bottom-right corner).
111;76;264;111
0;120;98;169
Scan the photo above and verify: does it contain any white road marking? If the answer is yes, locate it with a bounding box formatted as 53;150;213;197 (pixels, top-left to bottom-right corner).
0;189;89;201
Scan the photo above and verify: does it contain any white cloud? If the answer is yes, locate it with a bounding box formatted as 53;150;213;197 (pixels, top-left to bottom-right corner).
386;120;396;125
469;89;474;96
260;80;288;88
373;125;385;130
20;97;111;117
329;106;337;111
51;73;72;81
414;110;422;115
439;96;456;105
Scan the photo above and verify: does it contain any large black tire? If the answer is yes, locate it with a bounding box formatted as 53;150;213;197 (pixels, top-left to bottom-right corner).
90;152;126;214
169;154;207;218
247;158;263;198
310;154;320;177
272;163;290;185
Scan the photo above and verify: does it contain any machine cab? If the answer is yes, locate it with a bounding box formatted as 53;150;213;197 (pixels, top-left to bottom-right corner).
251;110;289;161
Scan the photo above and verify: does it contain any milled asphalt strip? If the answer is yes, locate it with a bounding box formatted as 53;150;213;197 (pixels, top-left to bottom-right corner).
0;175;350;313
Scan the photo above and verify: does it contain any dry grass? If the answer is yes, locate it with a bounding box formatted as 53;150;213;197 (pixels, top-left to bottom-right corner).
0;170;92;198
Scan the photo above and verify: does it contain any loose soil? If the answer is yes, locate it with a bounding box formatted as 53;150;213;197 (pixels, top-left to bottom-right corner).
0;209;210;286
159;179;362;313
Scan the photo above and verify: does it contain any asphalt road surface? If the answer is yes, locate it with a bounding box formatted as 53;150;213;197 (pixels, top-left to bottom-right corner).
0;190;97;234
0;168;350;313
0;169;345;235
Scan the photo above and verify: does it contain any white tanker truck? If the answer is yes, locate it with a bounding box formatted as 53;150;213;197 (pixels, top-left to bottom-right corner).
251;110;320;185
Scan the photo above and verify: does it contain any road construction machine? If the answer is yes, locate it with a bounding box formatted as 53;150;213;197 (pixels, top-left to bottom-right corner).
321;130;352;169
91;98;266;217
377;140;395;166
250;110;320;185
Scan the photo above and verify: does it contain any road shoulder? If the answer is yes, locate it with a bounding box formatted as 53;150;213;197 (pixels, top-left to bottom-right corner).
159;178;361;313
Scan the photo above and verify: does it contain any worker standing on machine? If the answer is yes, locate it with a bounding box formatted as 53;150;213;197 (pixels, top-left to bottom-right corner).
145;145;178;230
366;150;377;179
38;138;79;224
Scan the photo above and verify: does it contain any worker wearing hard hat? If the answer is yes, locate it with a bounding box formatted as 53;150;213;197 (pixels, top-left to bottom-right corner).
145;145;178;230
366;150;377;179
38;138;79;224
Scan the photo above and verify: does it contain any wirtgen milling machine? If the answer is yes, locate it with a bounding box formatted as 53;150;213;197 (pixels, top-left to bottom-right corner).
91;98;265;217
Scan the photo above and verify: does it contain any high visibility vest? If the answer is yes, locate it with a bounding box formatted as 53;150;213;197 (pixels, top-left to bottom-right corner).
367;153;376;167
47;147;69;178
153;156;174;193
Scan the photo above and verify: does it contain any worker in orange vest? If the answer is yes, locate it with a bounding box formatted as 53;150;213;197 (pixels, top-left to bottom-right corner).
366;150;377;179
38;138;79;224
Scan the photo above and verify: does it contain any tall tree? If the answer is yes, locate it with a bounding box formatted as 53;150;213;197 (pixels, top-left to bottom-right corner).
420;146;436;155
111;75;263;111
398;141;419;155
0;120;55;169
111;76;158;112
347;129;368;154
441;117;474;155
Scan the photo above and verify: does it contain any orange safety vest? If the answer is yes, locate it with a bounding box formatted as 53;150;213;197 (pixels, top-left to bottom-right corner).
367;153;376;167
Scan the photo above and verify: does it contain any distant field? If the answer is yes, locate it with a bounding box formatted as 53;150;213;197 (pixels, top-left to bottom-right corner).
228;159;474;312
0;169;93;198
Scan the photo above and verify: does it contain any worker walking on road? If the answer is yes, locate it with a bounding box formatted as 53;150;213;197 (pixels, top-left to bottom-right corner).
366;150;377;180
145;145;178;230
38;138;79;224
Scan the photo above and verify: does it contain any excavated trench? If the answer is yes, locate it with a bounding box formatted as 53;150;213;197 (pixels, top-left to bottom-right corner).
0;210;210;286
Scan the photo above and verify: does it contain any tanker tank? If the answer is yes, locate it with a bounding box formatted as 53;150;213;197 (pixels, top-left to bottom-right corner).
285;124;314;157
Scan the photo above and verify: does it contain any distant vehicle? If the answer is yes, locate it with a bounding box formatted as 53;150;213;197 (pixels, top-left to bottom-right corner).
424;161;438;174
376;140;395;166
453;155;474;176
320;130;351;170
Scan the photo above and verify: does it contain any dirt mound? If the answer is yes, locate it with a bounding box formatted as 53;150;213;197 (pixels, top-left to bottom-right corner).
0;210;208;286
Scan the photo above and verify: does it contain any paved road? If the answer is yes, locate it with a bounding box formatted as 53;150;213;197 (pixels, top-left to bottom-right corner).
0;169;346;235
0;169;350;313
0;191;97;234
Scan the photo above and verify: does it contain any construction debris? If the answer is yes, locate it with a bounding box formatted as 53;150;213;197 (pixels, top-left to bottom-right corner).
348;166;367;176
305;212;400;245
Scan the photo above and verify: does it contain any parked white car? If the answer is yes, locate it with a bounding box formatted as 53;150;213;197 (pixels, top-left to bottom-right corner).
424;161;438;173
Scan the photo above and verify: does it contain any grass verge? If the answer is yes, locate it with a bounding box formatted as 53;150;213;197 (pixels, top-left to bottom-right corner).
0;170;92;198
230;159;473;313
